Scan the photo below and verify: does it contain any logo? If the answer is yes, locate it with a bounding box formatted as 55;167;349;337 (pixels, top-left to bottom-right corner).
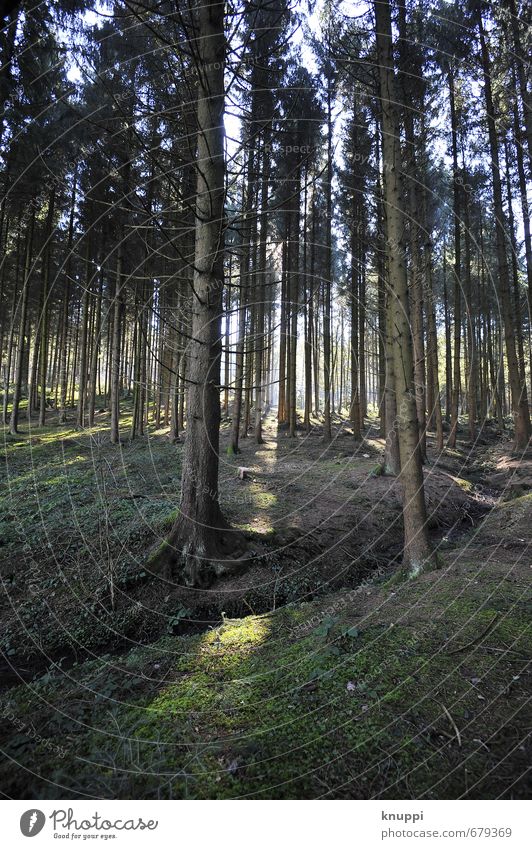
20;810;46;837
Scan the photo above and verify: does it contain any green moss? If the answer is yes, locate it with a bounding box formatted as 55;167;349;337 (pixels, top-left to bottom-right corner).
146;537;173;566
1;417;531;799
248;485;278;509
450;475;474;492
159;508;178;531
2;582;529;799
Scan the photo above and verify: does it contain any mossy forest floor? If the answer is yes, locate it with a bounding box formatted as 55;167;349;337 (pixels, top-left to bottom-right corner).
1;405;531;798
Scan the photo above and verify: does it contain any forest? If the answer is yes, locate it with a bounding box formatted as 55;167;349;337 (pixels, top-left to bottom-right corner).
0;0;531;801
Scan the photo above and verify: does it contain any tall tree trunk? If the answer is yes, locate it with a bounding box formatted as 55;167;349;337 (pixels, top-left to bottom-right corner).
229;188;248;453
77;238;91;428
2;230;20;425
110;245;122;444
375;0;434;575
408;187;427;459
59;173;77;423
479;11;530;449
303;169;312;431
9;211;34;435
254;142;269;444
88;264;103;428
383;262;400;475
288;166;300;439
461;171;476;442
350;201;361;440
510;64;532;365
504;0;532;169
376;164;387;438
150;0;244;588
310;197;319;416
442;248;452;423
322;76;333;443
504;139;527;393
39;190;55;427
447;66;461;449
358;253;366;423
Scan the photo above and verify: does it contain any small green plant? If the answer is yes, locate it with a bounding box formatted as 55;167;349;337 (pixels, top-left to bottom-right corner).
166;606;193;634
313;614;339;637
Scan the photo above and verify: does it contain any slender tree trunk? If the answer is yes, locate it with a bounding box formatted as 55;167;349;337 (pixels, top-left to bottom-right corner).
38;191;55;427
359;255;366;423
504;138;527;395
77;238;91;428
479;11;530;449
2;231;20;425
383;266;400;475
409;188;427;459
350;202;361;439
59;172;77;423
447;66;461;449
88;265;103;428
461;172;476;442
230;219;248;453
9;211;34;435
278;230;288;424
288;166;300;438
424;234;444;451
223;284;230;416
310;198;319;416
505;0;532;170
110;246;122;444
303;170;312;431
510;64;532;349
322;77;333;443
442;248;452;423
150;0;244;588
375;0;434;575
376;168;387;438
254;143;269;444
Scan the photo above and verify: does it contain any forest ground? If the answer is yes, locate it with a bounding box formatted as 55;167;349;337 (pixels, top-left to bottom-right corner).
0;406;531;798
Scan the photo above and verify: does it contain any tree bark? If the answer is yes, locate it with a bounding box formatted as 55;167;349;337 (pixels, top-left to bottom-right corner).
254;142;270;444
38;190;55;427
479;11;530;450
447;66;461;449
77;238;91;428
349;197;362;440
149;0;245;587
375;0;434;575
9;211;34;435
322;74;333;443
110;245;122;444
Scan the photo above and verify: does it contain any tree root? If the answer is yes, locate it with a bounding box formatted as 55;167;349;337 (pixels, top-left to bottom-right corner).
147;523;249;588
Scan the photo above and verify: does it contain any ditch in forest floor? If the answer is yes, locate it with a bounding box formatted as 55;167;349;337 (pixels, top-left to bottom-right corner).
1;413;531;798
0;411;519;683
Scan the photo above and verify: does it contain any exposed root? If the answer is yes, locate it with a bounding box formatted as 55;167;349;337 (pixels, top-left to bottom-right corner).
147;522;249;588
